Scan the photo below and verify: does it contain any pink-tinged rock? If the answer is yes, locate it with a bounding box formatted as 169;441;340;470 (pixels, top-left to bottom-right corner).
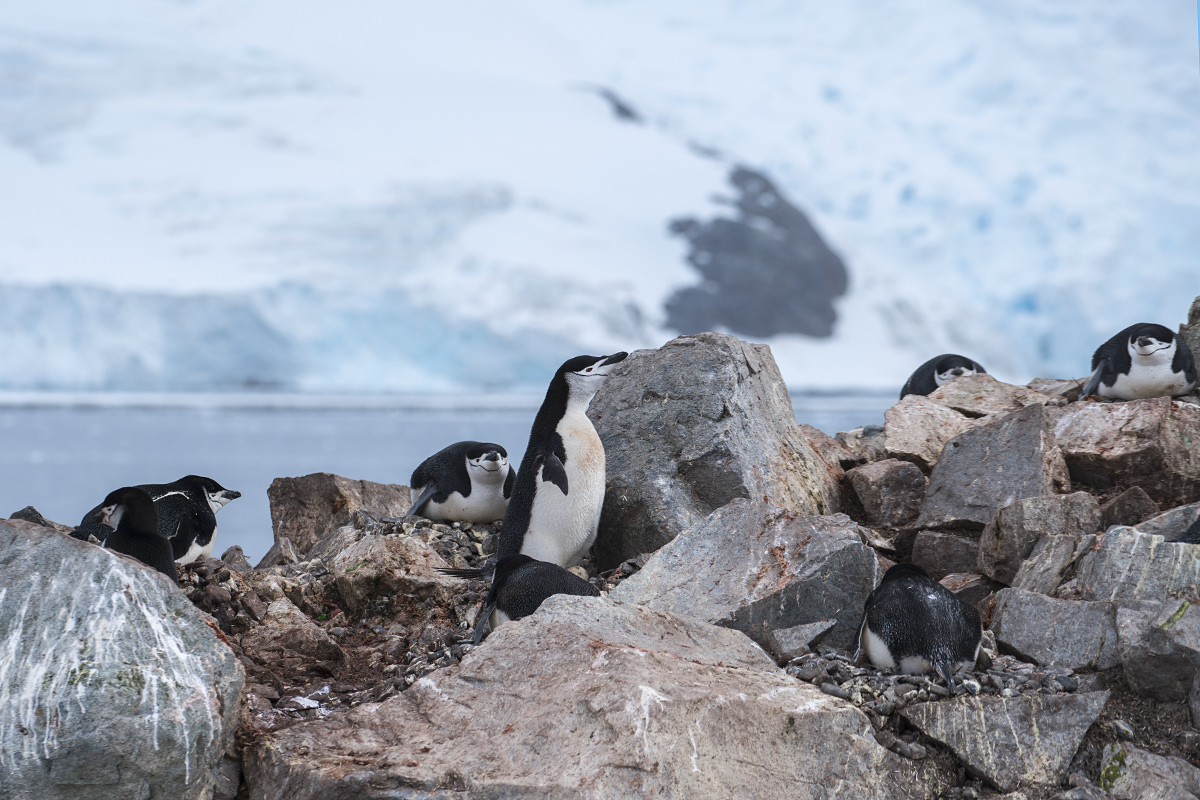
846;459;926;528
926;373;1059;419
1052;397;1200;507
884;395;975;471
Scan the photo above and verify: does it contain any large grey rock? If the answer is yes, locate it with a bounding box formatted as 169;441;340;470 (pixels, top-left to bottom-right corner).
260;473;412;568
901;691;1109;793
977;492;1101;585
1133;502;1200;541
589;333;842;568
609;499;881;651
0;519;243;800
245;595;926;800
911;530;980;580
1075;527;1200;604
1100;486;1162;531
1053;397;1200;506
1099;741;1200;799
990;589;1120;671
1011;532;1095;596
1116;599;1200;702
883;394;974;471
917;404;1072;530
926;373;1058;418
846;459;926;528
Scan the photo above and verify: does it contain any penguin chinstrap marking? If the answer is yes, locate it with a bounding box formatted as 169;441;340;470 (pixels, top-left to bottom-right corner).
1080;322;1197;401
855;563;981;693
405;441;514;523
899;354;987;399
468;554;600;645
96;486;179;584
497;351;629;568
80;475;241;565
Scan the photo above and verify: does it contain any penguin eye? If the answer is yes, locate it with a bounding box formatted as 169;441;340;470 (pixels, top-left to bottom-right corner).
585;367;593;373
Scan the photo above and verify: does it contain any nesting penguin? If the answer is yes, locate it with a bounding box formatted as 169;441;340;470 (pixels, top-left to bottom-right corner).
80;475;241;565
405;441;514;523
855;563;981;692
1080;322;1197;401
900;354;987;399
459;554;600;644
497;352;628;567
95;486;178;584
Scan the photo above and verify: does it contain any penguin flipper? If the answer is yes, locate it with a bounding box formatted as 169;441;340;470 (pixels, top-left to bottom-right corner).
1080;363;1106;399
405;484;439;518
539;453;569;495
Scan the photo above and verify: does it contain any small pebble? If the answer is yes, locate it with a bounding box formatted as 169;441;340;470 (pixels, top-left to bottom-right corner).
1113;719;1135;741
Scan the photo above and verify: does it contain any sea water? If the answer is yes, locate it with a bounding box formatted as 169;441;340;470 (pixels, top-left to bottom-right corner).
0;392;892;563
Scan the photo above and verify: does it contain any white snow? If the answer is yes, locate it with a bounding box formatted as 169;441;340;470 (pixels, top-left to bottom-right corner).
1;1;1198;392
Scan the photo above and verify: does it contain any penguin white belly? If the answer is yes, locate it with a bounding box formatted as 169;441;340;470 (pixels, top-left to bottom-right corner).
177;529;214;565
425;483;509;523
520;410;607;567
860;627;897;670
1106;362;1192;400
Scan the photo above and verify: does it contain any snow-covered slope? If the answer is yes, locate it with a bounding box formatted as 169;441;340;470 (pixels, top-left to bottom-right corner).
1;1;1198;393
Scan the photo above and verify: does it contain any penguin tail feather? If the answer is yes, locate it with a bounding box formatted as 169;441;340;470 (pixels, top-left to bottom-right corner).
437;567;487;579
471;601;497;646
936;660;959;695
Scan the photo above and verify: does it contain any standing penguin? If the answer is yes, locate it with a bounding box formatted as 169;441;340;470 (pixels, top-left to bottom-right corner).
79;475;241;565
497;352;628;567
855;563;981;693
1080;323;1197;400
465;554;600;644
900;354;987;399
405;441;514;523
97;486;178;584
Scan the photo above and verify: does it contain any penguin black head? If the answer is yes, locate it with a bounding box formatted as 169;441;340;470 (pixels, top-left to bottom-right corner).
177;475;242;514
557;352;629;402
855;563;981;693
900;354;987;399
1081;322;1197;400
99;486;179;584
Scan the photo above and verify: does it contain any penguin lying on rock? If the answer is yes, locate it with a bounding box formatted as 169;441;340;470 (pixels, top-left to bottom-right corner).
453;554;600;644
405;441;514;523
87;486;179;584
1080;322;1197;400
899;354;987;399
854;563;981;693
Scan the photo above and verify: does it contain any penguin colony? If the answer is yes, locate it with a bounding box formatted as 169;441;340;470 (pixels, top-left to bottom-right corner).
56;318;1198;692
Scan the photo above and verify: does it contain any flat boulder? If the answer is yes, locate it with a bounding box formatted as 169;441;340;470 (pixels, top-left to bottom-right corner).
926;373;1057;418
883;394;974;471
1075;527;1200;604
846;458;926;528
1053;397;1200;507
901;691;1109;793
1099;741;1200;799
1115;599;1200;702
244;595;926;800
917;403;1072;530
0;519;243;800
609;499;881;651
589;333;842;568
260;473;412;568
991;588;1120;671
977;492;1101;585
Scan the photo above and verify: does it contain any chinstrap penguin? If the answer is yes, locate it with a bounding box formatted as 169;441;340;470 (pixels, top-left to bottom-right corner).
497;351;628;568
1080;322;1197;401
405;441;514;523
97;486;179;584
900;354;987;399
464;554;600;645
855;563;981;693
80;475;241;564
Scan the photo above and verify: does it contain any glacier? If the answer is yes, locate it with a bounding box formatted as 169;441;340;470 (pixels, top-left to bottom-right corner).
1;0;1198;394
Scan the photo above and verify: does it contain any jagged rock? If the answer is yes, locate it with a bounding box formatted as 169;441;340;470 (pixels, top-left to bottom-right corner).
799;423;864;470
917;404;1071;530
239;597;346;667
609;499;881;651
1132;502;1200;541
1100;487;1162;531
977;492;1101;585
0;519;243;800
836;425;889;463
1115;599;1200;702
7;505;74;534
329;532;460;617
220;544;254;571
244;596;925;800
911;531;979;580
1027;377;1085;403
1053;397;1200;507
883;395;974;471
589;333;842;568
1099;741;1200;799
938;572;997;609
259;473;412;568
901;691;1109;792
1012;532;1095;596
1075;527;1200;604
991;588;1120;670
926;373;1058;418
847;459;926;528
765;618;839;663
